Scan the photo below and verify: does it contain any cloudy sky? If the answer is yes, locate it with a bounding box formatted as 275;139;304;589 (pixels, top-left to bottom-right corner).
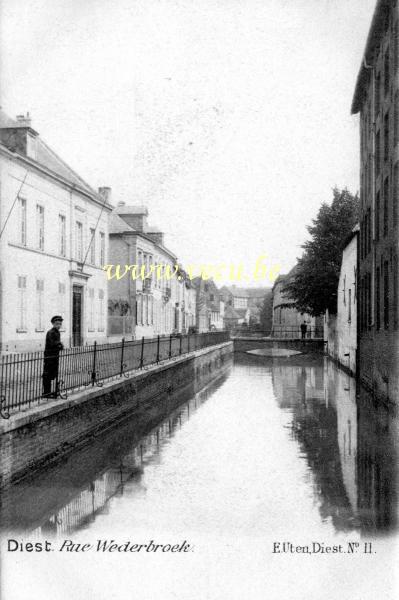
1;0;376;285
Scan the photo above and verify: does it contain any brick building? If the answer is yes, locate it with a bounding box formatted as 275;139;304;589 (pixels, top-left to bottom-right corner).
351;0;399;402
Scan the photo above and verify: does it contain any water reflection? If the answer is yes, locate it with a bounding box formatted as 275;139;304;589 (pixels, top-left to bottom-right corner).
1;372;230;537
264;353;398;535
1;353;398;539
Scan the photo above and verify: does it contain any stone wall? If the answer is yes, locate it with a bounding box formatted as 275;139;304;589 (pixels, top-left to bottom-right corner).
0;342;233;488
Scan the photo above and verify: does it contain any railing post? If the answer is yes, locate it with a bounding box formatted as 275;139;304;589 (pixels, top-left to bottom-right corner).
169;333;172;358
179;334;182;355
140;336;145;369
91;341;97;386
188;332;190;353
156;335;160;363
120;337;125;376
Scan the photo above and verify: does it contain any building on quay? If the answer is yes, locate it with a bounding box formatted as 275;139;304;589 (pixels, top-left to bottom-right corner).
271;267;321;338
219;285;250;330
0;110;112;352
107;202;196;339
324;225;359;376
351;0;399;402
192;277;224;332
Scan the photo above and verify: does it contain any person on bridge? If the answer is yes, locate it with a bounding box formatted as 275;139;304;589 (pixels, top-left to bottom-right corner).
42;315;64;398
300;321;307;339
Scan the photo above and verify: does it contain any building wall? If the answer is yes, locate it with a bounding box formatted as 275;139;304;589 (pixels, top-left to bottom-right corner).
272;279;316;337
0;149;109;352
356;1;399;402
108;229;196;339
334;234;358;375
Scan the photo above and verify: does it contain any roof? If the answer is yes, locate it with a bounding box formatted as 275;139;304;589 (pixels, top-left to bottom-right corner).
245;287;272;298
0;109;102;198
109;213;134;234
351;0;392;114
221;285;250;298
343;222;360;249
114;204;148;216
224;306;240;320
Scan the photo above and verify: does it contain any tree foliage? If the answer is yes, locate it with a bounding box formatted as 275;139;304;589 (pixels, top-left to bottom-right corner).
260;291;273;332
283;187;359;316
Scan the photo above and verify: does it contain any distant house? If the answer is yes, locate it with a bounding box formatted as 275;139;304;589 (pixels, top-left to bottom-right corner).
271;266;322;338
219;285;250;328
108;202;196;339
192;278;224;332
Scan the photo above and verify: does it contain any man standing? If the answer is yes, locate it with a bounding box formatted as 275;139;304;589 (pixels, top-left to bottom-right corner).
42;316;64;398
300;321;307;340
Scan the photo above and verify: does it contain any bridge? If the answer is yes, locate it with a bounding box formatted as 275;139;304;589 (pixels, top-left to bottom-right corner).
232;334;325;354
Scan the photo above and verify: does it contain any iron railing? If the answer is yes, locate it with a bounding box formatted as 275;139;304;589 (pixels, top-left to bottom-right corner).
271;326;324;339
0;331;230;419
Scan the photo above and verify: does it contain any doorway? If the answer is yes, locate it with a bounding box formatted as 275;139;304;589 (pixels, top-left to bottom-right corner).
72;285;83;346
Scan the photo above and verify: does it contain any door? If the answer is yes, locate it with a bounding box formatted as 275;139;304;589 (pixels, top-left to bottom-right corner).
72;285;83;346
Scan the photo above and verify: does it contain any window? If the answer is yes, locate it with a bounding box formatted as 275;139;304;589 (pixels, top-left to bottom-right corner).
89;228;96;265
375;72;381;119
88;288;95;331
376;266;381;330
75;221;83;261
210;293;214;301
36;204;44;250
384;177;389;236
59;215;66;256
384;260;389;329
137;294;142;325
376;130;381;176
375;191;380;242
19;197;26;245
100;232;105;266
368;272;372;328
17;276;27;331
98;290;105;331
394;255;398;330
58;282;66;320
36;279;44;331
394;162;399;228
384;47;390;96
348;288;352;323
367;207;371;254
342;275;346;305
384;111;389;162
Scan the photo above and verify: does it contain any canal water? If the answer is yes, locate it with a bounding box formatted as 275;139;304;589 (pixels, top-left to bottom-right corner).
1;353;398;600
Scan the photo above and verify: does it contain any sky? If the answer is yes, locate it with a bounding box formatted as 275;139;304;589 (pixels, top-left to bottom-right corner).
0;0;376;285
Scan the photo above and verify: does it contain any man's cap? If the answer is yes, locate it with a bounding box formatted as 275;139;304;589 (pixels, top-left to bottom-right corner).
51;315;64;323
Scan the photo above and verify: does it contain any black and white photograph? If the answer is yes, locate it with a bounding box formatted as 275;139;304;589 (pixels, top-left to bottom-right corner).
0;1;398;598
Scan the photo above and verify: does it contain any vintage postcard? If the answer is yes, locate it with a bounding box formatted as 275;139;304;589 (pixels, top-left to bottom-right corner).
0;1;398;599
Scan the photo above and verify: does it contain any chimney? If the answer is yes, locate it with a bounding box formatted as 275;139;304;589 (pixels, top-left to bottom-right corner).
116;206;148;232
16;113;32;127
147;231;165;246
0;112;37;157
98;186;112;203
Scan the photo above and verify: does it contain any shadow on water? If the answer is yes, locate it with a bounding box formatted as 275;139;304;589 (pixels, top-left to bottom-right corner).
2;351;397;540
0;369;231;536
235;352;398;536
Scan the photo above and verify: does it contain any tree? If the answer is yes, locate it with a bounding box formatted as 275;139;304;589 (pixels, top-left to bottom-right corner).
283;187;359;316
259;291;273;332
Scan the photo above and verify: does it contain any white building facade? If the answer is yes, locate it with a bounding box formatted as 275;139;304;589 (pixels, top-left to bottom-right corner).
325;227;358;375
108;204;196;339
0;111;112;352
